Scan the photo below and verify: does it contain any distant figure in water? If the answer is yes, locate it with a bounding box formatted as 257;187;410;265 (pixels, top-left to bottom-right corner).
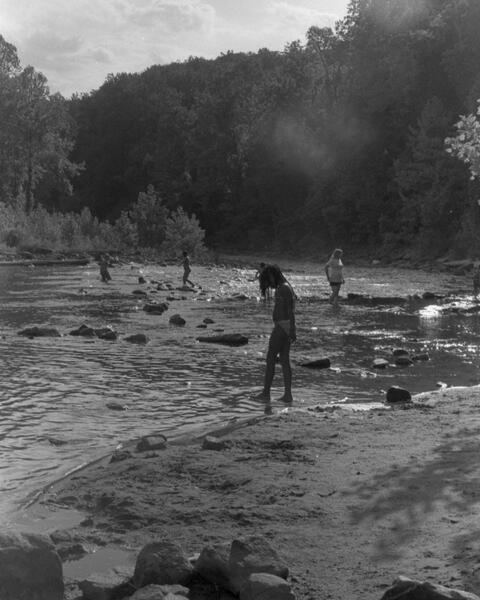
254;262;268;299
325;248;344;307
255;264;296;404
473;262;480;299
99;254;111;283
181;251;194;287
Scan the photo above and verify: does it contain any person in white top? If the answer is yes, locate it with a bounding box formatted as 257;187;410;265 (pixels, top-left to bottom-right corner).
325;248;344;307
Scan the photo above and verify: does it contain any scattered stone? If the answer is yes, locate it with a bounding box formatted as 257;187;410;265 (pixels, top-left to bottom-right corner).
386;387;412;403
110;450;133;463
69;324;96;337
124;333;149;344
436;381;448;388
372;358;389;369
240;572;296;600
380;576;480;600
202;435;228;451
176;286;196;292
197;333;248;346
133;541;194;588
392;349;409;357
203;318;215;324
18;326;61;338
395;356;413;366
137;435;167;452
106;402;126;411
299;358;331;369
412;353;429;361
78;566;134;600
143;302;169;314
133;289;148;296
47;437;68;446
422;291;436;299
197;324;207;328
138;276;146;284
169;314;186;326
0;531;64;600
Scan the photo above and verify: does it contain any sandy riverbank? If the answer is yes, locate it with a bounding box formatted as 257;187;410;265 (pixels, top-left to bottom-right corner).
29;384;480;599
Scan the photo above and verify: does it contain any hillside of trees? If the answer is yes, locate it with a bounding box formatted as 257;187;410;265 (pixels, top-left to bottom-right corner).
3;0;480;259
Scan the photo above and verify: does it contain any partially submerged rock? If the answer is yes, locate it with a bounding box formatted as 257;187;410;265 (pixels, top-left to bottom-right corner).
386;386;412;403
137;435;167;452
169;314;186;326
197;333;249;346
143;302;169;315
18;326;61;338
299;358;331;369
124;333;149;344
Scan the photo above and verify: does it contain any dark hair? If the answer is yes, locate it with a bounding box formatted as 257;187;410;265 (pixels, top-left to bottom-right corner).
259;264;286;292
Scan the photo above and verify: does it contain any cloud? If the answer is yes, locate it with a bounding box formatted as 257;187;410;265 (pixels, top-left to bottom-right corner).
0;0;348;96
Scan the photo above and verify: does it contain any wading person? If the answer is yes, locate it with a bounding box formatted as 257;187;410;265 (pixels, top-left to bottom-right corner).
325;248;344;307
181;250;194;287
255;264;296;403
99;254;111;283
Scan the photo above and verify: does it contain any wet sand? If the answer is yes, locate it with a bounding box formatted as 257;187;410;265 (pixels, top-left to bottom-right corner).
31;384;480;599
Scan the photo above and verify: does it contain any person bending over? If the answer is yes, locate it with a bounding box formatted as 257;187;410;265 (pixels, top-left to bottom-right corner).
255;264;296;403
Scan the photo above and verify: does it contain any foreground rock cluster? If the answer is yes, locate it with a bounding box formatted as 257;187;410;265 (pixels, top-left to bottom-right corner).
3;530;480;599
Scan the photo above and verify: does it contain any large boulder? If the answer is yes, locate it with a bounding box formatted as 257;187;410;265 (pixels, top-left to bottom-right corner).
381;576;480;599
194;543;231;591
240;572;295;600
197;333;249;346
228;536;289;594
0;531;64;600
133;541;193;588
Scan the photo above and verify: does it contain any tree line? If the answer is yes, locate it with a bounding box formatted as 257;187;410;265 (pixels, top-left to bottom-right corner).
3;0;480;259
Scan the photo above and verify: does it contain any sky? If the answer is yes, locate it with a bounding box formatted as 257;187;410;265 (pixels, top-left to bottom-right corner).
0;0;350;97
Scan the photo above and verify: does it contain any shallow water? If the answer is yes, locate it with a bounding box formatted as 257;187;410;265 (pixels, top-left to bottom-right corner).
1;259;479;518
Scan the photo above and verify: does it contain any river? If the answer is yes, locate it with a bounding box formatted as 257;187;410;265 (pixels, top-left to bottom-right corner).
0;258;479;518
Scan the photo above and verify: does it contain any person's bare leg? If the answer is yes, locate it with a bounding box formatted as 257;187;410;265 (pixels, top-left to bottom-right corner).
254;330;279;401
278;342;293;403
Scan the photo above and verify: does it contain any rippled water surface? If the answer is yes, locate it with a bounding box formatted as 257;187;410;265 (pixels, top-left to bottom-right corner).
1;259;479;516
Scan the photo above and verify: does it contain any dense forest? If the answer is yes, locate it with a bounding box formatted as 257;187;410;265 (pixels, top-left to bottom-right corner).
3;0;480;258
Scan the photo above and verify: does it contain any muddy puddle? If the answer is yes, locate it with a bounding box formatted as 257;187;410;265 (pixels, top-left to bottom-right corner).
0;258;479;518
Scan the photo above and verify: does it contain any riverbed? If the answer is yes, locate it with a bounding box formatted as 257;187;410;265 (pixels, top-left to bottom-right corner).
0;258;479;518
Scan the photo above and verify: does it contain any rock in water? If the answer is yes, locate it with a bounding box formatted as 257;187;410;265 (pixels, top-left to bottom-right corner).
197;333;248;346
386;387;412;403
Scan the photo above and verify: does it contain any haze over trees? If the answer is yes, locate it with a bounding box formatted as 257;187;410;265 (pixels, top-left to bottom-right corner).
2;0;480;258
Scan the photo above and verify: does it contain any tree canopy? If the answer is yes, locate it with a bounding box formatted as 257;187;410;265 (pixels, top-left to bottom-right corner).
4;0;480;258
